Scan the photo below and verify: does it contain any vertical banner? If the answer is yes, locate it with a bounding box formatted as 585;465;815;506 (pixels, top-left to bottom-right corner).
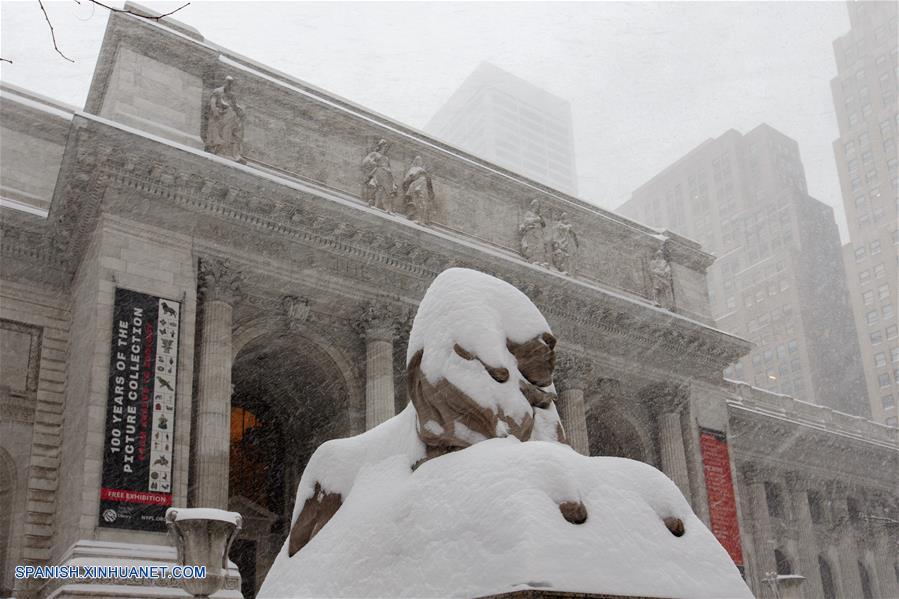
699;428;744;568
99;288;180;531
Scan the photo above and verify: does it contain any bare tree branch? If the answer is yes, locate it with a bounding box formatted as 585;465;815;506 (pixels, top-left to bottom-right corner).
87;0;190;20
0;58;13;64
35;0;191;63
38;0;75;62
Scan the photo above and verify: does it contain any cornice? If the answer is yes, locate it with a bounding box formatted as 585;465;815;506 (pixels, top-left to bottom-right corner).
30;120;749;375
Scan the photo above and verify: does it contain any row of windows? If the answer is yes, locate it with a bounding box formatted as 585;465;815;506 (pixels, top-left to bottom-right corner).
877;369;899;389
861;283;892;305
870;323;899;345
859;263;888;284
854;240;884;261
865;304;895;326
873;347;899;368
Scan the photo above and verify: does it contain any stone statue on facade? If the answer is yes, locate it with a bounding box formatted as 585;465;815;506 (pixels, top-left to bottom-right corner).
361;139;398;212
649;246;675;310
402;156;434;224
205;76;245;162
519;199;549;266
551;212;579;275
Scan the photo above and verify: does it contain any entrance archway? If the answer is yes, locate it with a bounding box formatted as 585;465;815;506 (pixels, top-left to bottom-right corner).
586;407;651;463
228;331;353;598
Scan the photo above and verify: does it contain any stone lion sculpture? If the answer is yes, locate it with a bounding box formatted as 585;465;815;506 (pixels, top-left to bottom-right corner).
286;267;568;557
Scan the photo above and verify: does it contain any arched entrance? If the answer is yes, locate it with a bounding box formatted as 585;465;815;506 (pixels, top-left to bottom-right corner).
586;407;651;463
228;331;354;598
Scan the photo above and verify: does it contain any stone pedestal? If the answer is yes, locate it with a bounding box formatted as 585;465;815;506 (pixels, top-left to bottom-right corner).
194;258;241;509
41;539;241;599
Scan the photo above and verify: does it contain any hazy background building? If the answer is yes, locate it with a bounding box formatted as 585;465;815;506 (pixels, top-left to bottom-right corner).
618;124;869;416
830;0;898;427
425;62;578;196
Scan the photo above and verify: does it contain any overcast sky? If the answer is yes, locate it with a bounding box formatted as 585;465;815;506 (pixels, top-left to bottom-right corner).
0;1;852;240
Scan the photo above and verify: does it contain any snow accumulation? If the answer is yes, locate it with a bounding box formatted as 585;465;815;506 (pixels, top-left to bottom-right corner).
260;269;751;598
166;507;242;525
260;438;751;598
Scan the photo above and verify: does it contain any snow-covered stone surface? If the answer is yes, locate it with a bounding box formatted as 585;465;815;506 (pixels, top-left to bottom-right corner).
261;438;752;599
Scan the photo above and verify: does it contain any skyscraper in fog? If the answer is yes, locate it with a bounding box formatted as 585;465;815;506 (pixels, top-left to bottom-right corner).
618;124;869;417
830;1;898;428
425;62;578;195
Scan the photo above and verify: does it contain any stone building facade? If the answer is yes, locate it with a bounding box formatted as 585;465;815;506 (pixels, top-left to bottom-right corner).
0;5;896;599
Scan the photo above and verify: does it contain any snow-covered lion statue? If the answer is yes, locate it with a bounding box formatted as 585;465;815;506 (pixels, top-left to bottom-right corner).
259;268;752;599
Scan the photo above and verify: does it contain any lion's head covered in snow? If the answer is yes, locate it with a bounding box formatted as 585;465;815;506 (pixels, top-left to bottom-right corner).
406;268;566;459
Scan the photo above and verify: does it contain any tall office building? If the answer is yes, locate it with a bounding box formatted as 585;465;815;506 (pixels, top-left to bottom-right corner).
830;1;898;427
618;124;869;416
425;62;578;195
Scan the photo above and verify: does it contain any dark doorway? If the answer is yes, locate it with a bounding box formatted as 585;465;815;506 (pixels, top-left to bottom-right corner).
228;333;351;597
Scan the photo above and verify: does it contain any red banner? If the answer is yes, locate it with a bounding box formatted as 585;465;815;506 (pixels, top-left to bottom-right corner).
101;487;173;506
699;429;743;566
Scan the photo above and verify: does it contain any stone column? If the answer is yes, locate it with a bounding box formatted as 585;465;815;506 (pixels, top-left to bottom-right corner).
830;486;864;599
553;352;592;455
659;412;692;502
870;494;899;599
644;383;692;503
785;473;823;599
359;305;398;430
194;257;241;509
743;465;778;599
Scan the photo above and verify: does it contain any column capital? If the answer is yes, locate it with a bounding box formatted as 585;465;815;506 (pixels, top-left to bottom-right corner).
640;381;690;414
553;351;594;391
198;256;242;305
784;471;811;493
356;302;402;342
739;462;775;485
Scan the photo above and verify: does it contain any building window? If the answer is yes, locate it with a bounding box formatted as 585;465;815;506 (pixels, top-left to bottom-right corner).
855;246;867;261
860;270;871;284
886;416;898;427
878;284;890;300
880;373;891;388
867;310;880;326
884;304;895;320
874;264;885;278
863;290;875;305
888;324;899;340
870;240;882;255
892;347;899;363
875;352;887;368
871;330;883;345
883;395;896;410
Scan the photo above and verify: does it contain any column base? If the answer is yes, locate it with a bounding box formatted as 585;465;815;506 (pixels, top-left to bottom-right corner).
29;540;241;599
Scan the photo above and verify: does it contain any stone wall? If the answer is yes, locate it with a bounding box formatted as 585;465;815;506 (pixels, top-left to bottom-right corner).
81;11;715;325
0;279;70;596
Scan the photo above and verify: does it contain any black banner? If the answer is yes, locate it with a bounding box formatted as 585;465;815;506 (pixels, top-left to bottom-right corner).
99;288;180;531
